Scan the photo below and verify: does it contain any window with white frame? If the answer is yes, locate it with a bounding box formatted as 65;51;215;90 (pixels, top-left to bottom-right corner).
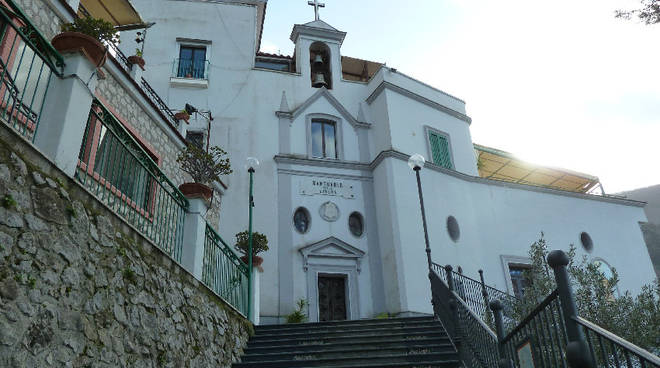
311;119;337;159
427;129;453;169
508;264;532;298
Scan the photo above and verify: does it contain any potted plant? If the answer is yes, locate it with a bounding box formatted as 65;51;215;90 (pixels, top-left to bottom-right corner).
234;230;268;267
52;17;119;67
173;109;190;122
127;48;145;70
176;144;232;200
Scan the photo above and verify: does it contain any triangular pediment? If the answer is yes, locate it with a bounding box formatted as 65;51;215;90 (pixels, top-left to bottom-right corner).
299;236;365;258
303;19;338;31
288;88;371;129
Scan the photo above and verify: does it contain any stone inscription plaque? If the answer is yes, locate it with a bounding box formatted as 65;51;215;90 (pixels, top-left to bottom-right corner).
299;178;355;199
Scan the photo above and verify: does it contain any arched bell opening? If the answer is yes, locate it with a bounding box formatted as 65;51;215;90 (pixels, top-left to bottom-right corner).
309;41;332;89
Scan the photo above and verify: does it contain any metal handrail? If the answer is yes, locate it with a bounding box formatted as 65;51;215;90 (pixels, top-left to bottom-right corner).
0;0;64;74
203;222;249;316
171;58;210;80
502;289;560;342
139;77;178;130
76;99;188;261
575;316;660;367
106;42;131;73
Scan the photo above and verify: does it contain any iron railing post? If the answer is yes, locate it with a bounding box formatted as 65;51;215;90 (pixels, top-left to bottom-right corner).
547;250;594;368
445;265;461;338
478;269;491;316
490;300;515;368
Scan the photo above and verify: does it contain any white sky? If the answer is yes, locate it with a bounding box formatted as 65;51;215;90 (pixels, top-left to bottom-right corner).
260;0;660;193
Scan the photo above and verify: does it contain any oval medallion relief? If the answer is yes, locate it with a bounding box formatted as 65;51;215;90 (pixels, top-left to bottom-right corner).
319;201;340;222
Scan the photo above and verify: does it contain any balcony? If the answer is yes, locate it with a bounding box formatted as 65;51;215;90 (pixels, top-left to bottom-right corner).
170;58;210;88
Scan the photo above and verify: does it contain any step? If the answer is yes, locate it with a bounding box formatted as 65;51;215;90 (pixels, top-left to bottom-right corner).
232;351;459;367
247;330;450;348
254;319;442;335
250;325;444;342
241;343;456;362
244;337;452;355
255;316;435;331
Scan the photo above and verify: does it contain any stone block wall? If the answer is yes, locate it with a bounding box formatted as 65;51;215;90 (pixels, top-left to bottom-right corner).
0;124;251;367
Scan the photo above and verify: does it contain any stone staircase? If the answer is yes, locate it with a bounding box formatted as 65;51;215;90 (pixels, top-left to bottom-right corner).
232;316;461;368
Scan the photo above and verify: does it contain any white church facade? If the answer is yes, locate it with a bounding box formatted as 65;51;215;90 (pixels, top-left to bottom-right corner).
121;0;656;324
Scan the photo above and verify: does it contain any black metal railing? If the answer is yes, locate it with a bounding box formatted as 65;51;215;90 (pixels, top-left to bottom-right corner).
140;77;178;130
430;264;500;368
487;250;660;368
498;289;569;367
432;262;520;331
106;42;131;74
578;317;660;368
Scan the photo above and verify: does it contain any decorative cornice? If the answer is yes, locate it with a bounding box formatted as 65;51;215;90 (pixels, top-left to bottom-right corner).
285;87;371;129
366;81;472;124
290;23;347;44
274;154;371;171
369;150;646;207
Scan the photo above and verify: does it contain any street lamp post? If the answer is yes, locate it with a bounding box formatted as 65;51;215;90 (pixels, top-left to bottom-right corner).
408;154;433;271
246;157;259;322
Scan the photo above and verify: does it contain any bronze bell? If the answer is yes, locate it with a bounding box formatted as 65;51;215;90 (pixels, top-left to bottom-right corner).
312;72;328;88
313;53;324;67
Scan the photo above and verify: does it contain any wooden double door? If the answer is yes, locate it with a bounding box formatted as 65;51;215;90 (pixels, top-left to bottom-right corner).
317;274;347;322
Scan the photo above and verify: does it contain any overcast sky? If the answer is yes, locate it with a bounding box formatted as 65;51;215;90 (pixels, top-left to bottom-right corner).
260;0;660;193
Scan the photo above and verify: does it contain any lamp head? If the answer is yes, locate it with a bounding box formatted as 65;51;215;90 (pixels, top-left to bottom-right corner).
185;103;198;115
408;154;425;171
246;157;260;172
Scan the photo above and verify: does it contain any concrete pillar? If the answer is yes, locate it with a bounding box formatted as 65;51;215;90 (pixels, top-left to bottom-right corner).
129;63;143;82
34;51;98;177
181;197;209;280
252;267;262;325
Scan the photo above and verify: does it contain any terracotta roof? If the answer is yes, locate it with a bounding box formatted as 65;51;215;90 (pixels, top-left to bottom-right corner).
256;52;293;59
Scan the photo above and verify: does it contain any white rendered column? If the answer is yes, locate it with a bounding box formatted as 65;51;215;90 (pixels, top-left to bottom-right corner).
252;267;261;324
34;51;98;177
181;197;209;280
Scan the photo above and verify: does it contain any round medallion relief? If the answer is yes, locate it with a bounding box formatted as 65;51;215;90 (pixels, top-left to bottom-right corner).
319;201;340;222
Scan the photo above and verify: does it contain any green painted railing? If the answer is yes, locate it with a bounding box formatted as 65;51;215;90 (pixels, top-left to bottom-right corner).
0;0;64;141
203;223;249;316
76;99;188;262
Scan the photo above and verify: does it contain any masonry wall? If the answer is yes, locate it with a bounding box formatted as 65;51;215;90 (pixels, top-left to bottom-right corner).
0;124;251;367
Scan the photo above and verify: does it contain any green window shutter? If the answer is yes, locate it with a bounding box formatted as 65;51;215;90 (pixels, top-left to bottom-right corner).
429;132;453;169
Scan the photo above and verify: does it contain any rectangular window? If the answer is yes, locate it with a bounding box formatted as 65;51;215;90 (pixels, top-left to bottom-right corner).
508;264;532;298
177;46;207;79
428;131;453;169
185;131;205;149
311;120;337;159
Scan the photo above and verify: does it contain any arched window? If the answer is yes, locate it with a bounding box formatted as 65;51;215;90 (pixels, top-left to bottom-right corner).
309;42;332;89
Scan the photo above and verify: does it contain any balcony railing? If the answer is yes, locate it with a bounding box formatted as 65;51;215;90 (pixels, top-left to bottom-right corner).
0;0;64;141
203;223;249;316
76;98;188;262
140;77;178;129
172;58;209;80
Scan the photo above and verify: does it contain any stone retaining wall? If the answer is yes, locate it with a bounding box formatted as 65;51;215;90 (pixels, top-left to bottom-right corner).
0;124;251;367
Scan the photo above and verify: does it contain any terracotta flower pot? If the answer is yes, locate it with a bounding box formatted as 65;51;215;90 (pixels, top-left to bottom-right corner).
51;32;107;67
174;112;190;123
178;182;212;200
127;55;145;70
240;255;263;267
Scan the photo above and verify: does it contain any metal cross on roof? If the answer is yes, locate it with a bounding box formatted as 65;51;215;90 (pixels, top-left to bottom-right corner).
308;0;325;21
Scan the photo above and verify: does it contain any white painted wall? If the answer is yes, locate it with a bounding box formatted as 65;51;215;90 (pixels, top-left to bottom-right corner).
129;1;656;323
383;157;655;314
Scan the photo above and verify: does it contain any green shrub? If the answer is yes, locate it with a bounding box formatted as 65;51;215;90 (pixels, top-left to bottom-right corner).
176;144;232;185
61;17;119;45
285;299;308;324
234;231;268;257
